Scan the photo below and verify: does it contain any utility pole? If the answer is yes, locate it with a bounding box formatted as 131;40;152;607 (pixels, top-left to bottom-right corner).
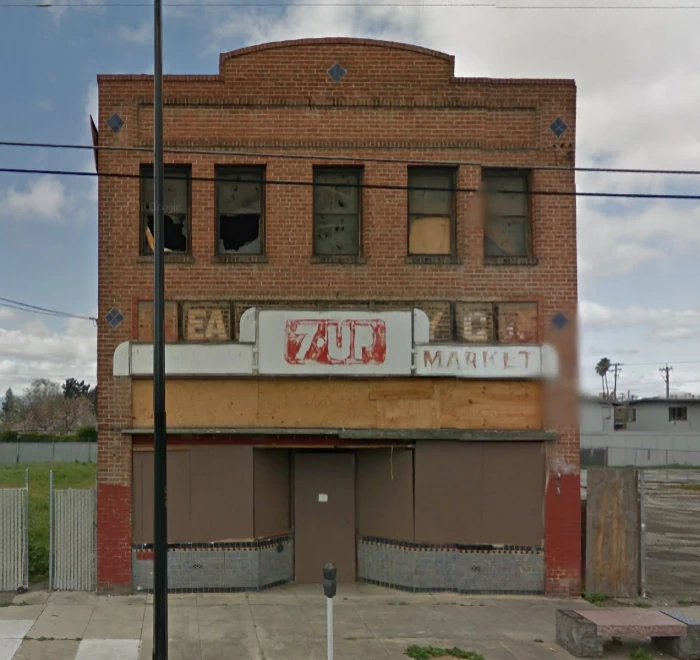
660;364;673;399
611;362;622;401
152;0;168;653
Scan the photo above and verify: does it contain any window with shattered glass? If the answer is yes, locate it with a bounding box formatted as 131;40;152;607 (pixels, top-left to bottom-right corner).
140;164;190;254
216;167;264;255
482;170;531;258
408;168;455;256
313;168;361;256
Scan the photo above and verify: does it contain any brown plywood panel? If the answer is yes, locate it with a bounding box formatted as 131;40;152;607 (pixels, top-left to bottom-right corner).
454;302;495;343
133;379;539;431
481;443;545;546
586;468;640;598
132;380;260;428
189;445;254;542
414;442;482;544
497;303;539;344
137;301;178;342
254;449;291;538
409;216;451;255
182;302;231;342
294;453;356;583
357;449;414;541
376;399;439;429
438;381;542;430
258;380;376;428
368;380;434;401
132;449;190;543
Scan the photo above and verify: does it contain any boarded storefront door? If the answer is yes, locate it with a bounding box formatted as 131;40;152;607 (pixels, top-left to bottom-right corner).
294;452;356;583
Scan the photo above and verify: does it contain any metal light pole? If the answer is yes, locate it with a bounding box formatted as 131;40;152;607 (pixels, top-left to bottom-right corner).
152;0;168;654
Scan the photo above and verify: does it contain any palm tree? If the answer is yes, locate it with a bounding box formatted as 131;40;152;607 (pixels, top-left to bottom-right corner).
595;358;611;398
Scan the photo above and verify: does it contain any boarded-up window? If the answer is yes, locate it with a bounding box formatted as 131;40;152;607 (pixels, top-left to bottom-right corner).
216;167;264;254
313;168;361;256
408;168;454;256
497;302;538;343
482;169;531;258
140;165;190;254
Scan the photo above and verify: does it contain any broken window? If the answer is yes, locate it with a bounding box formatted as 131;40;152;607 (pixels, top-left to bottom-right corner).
140;165;190;254
407;168;455;256
482;169;531;258
313;167;361;256
216;167;264;255
669;406;688;422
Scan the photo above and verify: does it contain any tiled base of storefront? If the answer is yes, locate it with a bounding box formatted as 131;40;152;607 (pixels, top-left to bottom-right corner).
131;535;544;594
357;537;544;594
131;535;293;593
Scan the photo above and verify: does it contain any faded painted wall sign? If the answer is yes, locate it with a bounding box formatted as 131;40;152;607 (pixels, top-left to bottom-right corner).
415;345;555;379
285;319;387;366
258;310;413;376
182;303;231;341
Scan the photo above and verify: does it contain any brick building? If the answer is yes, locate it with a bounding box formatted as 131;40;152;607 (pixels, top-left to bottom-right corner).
95;37;580;596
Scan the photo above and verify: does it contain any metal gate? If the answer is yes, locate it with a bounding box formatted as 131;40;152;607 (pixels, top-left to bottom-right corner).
0;470;29;592
49;472;96;591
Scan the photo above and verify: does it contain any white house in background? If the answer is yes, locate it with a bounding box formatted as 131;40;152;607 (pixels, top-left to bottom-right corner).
626;397;700;431
579;394;617;434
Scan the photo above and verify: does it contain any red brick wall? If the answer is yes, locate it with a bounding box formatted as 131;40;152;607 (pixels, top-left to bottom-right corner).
96;37;579;594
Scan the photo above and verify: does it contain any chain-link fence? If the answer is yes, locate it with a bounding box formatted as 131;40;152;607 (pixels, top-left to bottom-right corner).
0;470;29;592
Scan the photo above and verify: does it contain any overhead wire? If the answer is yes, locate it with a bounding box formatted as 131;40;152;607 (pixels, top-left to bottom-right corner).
1;165;700;200
2;1;699;7
0;297;97;323
3;139;700;177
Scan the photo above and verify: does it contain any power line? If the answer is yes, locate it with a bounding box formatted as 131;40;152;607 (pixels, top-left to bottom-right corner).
609;360;700;367
4;139;700;177
0;297;97;322
3;165;700;200
2;1;699;7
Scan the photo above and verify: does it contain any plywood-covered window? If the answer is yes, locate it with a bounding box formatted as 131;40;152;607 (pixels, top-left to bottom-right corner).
215;166;264;254
482;169;531;259
313;167;362;256
407;167;455;256
140;164;190;255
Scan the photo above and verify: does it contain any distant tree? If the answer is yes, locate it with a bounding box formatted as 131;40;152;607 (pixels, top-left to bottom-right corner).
595;358;611;398
1;388;18;425
88;385;98;415
23;379;94;435
63;378;91;399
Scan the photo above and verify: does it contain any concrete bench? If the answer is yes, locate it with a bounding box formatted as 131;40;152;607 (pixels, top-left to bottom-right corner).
556;608;700;658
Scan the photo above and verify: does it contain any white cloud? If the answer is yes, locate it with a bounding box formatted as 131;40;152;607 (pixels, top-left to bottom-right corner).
580;300;700;340
0;315;96;396
0;308;16;322
118;22;151;44
1;177;71;221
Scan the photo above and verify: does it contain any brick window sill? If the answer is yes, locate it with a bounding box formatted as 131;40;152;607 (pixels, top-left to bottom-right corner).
405;255;463;266
311;255;367;265
137;254;195;265
213;254;268;265
484;256;538;266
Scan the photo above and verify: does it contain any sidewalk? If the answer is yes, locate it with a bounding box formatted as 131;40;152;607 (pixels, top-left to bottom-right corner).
1;584;693;660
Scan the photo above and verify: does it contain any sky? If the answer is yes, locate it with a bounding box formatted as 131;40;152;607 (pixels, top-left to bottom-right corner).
0;0;699;400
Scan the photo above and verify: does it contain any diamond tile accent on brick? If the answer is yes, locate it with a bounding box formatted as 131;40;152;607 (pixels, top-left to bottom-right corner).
327;63;347;82
551;312;569;330
106;113;125;132
105;307;124;329
550;117;568;137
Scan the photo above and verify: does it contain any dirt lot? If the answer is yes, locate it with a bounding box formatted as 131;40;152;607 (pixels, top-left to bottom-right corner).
582;468;700;602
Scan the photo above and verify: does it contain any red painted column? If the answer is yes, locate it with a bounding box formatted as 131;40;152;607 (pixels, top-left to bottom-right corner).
97;483;132;589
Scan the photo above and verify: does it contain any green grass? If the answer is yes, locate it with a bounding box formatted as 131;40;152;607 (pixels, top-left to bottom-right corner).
676;484;700;492
405;647;485;660
582;592;608;604
629;648;653;660
0;463;96;583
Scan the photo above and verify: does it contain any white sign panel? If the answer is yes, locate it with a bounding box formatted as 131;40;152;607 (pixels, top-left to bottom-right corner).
257;310;413;376
415;344;558;379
